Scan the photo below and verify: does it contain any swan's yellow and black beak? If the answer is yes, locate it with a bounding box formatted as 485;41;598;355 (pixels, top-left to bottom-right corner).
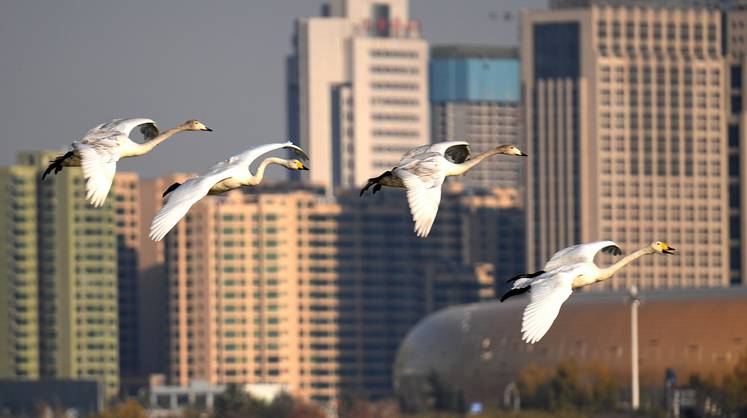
296;161;309;170
204;127;213;132
519;152;528;157
661;243;676;254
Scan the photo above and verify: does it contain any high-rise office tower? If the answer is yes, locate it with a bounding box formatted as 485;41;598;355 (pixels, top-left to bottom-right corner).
288;0;429;191
523;4;729;289
430;45;524;191
0;152;120;397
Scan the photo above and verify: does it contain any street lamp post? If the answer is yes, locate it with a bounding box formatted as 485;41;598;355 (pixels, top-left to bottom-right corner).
630;285;640;411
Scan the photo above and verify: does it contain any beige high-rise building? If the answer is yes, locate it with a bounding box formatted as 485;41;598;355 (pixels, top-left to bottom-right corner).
288;0;429;191
523;4;729;289
162;187;339;402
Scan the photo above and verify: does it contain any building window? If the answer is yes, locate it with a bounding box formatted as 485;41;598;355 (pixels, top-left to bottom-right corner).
733;95;743;116
371;4;390;37
732;66;742;89
729;125;740;147
533;22;580;79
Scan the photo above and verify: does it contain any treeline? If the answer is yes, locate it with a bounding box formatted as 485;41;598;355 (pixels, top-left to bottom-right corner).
82;347;747;418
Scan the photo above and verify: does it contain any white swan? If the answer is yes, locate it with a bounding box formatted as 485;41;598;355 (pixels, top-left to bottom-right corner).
500;240;676;344
43;118;212;207
359;141;527;238
148;142;309;242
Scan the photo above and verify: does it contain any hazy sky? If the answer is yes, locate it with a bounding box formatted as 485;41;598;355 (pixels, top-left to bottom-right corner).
0;0;545;178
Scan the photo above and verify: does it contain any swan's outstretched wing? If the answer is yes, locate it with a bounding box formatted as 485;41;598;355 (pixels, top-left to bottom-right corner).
148;166;236;242
521;266;579;344
87;118;159;140
394;153;445;238
398;145;432;163
231;142;308;170
73;132;123;207
398;141;470;165
544;240;622;271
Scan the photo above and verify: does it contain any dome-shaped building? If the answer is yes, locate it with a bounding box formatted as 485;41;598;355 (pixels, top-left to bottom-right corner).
393;288;747;412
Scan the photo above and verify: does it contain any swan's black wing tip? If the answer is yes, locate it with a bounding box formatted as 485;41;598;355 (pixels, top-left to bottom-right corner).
500;286;531;302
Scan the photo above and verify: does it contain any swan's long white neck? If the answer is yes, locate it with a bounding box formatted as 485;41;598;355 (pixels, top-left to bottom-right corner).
132;125;188;155
446;145;514;176
597;246;655;282
249;157;289;185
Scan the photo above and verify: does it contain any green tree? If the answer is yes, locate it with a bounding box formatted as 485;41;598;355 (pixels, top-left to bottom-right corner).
265;393;294;418
90;399;146;418
723;347;747;416
210;386;326;418
287;398;326;418
517;361;620;413
211;384;268;418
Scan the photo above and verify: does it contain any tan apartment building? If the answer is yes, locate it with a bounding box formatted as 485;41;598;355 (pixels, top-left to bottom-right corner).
156;181;521;407
288;0;429;191
162;187;336;401
523;4;730;289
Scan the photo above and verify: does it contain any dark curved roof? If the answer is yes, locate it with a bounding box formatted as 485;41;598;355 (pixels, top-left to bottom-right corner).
394;288;747;411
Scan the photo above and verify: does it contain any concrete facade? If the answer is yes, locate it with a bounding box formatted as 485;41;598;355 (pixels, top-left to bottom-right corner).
289;0;429;191
523;5;730;289
431;45;524;191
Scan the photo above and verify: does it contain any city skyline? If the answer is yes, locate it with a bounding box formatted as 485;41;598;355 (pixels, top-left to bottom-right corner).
3;0;747;416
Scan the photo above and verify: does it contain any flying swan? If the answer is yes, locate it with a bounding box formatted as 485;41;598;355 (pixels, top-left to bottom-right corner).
500;240;676;344
42;118;212;207
148;142;309;242
359;141;527;238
